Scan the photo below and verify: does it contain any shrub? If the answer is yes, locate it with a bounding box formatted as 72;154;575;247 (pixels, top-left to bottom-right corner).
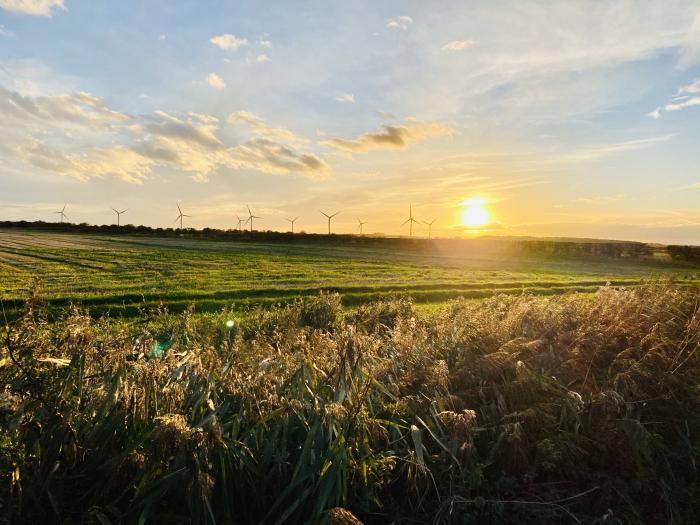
0;286;698;523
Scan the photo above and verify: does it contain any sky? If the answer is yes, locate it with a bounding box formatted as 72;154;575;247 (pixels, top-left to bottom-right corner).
1;1;700;243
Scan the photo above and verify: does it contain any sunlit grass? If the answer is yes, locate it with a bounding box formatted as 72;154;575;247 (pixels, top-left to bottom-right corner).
1;286;698;522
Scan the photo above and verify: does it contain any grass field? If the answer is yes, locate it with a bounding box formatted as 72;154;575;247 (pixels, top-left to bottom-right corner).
1;229;699;523
1;229;699;318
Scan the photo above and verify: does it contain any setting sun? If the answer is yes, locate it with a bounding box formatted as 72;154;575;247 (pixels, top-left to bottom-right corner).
461;197;490;228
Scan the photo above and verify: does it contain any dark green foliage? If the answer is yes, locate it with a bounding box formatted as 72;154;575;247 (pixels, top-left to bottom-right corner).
1;286;699;523
667;244;700;262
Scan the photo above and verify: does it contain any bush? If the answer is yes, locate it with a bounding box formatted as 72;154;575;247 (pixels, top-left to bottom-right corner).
0;287;698;523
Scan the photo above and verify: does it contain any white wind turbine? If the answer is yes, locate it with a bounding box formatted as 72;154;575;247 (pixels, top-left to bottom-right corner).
246;205;262;232
174;203;192;229
402;204;418;237
54;204;69;223
111;207;128;226
424;218;436;239
320;210;339;235
286;216;300;233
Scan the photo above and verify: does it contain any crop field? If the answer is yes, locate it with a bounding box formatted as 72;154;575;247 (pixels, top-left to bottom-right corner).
1;229;699;318
1;229;699;523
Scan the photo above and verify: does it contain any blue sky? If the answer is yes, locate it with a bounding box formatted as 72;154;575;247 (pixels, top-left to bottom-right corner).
1;0;700;242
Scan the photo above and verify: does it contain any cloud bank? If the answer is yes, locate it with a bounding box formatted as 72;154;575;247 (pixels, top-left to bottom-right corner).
0;85;330;183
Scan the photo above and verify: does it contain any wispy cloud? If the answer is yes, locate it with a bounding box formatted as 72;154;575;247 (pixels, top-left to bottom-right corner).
441;40;475;52
0;86;128;129
576;194;626;205
246;54;270;64
665;96;700;112
321;118;453;154
0;25;14;37
649;79;700;118
386;16;412;30
677;10;700;69
258;40;272;48
0;0;65;16
206;72;226;89
678;78;700;94
648;107;662;119
551;135;674;162
335;93;355;104
227;110;304;145
209;33;249;51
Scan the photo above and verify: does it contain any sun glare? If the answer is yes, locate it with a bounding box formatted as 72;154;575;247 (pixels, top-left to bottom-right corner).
460;197;490;228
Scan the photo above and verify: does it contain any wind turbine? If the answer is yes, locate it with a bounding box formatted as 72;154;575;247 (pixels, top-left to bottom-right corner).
235;214;245;231
320;210;339;235
54;204;68;223
424;218;436;239
402;204;418;237
111;207;128;226
174;203;191;229
246;205;262;232
356;216;367;235
286;216;299;233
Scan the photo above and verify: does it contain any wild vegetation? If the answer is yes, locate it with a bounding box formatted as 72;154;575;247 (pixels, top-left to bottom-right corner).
1;285;698;523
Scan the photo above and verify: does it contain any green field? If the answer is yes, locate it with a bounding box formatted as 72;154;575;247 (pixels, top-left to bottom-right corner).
1;229;699;317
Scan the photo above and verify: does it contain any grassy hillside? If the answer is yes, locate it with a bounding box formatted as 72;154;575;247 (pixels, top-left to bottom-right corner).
1;286;698;523
1;229;699;318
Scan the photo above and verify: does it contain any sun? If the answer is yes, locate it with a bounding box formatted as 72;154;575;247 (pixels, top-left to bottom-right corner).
460;197;490;228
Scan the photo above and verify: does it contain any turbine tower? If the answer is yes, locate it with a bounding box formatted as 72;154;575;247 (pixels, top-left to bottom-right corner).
320;210;339;235
424;218;436;239
402;204;418;237
246;205;262;232
357;216;367;235
286;216;299;233
54;204;68;223
235;214;244;231
111;207;128;226
174;203;191;229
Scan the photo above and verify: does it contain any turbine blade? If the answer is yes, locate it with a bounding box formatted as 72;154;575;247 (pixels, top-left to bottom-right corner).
401;218;410;226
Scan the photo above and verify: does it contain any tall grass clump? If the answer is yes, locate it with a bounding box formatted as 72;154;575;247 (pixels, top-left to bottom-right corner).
1;285;699;523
